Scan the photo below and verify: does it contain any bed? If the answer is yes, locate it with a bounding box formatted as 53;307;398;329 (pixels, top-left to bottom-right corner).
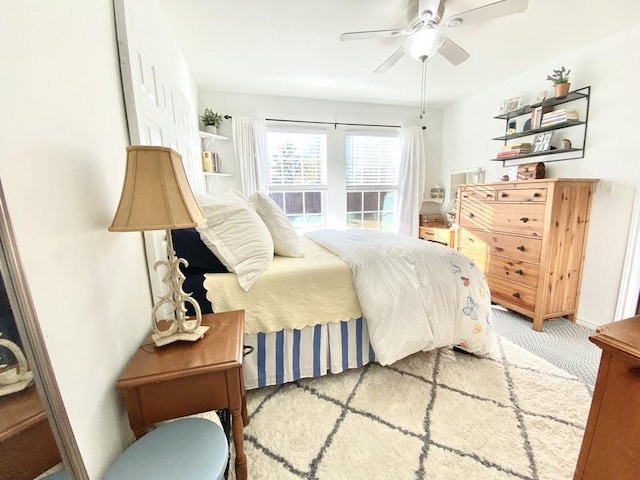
172;192;493;390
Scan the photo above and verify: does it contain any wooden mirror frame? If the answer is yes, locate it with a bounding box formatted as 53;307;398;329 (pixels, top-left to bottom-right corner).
0;179;88;479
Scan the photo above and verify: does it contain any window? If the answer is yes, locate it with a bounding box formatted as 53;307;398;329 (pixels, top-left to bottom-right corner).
266;129;327;232
345;133;400;231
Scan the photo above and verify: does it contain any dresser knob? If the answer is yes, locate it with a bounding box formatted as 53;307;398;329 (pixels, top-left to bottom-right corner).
486;193;492;198
517;245;525;252
533;192;541;198
501;192;508;198
520;217;529;223
512;292;521;299
514;269;524;275
469;212;475;218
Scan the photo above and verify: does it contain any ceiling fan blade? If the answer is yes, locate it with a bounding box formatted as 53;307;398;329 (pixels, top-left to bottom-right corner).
443;0;528;28
340;29;408;41
374;45;406;74
437;37;470;65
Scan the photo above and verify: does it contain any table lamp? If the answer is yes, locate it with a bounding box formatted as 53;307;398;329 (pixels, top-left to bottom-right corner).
109;145;208;347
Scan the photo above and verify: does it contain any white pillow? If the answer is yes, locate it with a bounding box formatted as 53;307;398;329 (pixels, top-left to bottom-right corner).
196;194;274;291
250;192;303;257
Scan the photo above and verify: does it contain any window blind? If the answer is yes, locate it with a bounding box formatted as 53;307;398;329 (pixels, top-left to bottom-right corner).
267;131;326;186
346;134;400;187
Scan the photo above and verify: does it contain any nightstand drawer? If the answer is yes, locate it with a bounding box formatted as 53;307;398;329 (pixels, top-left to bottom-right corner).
458;228;542;264
419;226;452;245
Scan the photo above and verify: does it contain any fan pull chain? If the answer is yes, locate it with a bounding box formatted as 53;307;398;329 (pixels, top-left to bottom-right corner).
419;57;427;120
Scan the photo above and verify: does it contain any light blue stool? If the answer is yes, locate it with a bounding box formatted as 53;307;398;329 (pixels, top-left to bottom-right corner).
41;470;69;480
104;418;228;480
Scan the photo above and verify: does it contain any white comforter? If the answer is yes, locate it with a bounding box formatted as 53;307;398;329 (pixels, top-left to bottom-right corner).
306;229;493;365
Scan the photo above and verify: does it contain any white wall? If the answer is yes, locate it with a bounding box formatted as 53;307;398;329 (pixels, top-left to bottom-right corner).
1;1;151;477
1;2;636;476
441;25;640;328
196;91;444;221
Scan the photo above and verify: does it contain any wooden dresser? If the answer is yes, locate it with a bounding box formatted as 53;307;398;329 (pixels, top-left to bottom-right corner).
574;315;640;479
456;178;597;331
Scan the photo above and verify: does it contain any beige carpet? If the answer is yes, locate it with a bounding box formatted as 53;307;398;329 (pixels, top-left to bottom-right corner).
214;336;592;479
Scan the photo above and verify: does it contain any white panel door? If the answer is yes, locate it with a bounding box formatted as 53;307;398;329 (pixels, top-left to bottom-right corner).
114;0;204;315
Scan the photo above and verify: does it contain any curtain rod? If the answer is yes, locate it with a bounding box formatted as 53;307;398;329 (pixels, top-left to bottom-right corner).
222;115;426;130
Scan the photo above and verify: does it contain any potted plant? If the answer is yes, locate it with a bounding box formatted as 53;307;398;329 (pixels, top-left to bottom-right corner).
199;108;224;134
546;66;571;99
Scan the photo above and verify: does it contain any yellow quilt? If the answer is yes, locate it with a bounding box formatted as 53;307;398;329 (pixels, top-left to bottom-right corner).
203;236;362;334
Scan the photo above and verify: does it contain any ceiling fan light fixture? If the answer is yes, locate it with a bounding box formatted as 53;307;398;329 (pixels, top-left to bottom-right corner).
404;27;445;60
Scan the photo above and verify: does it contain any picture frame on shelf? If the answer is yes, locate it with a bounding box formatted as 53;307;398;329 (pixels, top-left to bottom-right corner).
498;96;524;115
532;132;554;152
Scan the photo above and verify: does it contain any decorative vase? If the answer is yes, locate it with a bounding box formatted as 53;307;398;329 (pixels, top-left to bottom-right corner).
204;125;217;134
554;82;570;99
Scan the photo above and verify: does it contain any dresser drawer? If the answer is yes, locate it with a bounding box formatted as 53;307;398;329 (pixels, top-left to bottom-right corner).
496;187;547;203
486;256;539;288
459;185;497;203
487;275;537;312
458;228;542;264
491;203;545;236
460;202;545;237
460;248;539;289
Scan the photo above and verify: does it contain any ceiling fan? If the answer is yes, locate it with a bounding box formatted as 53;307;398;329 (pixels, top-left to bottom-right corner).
340;0;529;73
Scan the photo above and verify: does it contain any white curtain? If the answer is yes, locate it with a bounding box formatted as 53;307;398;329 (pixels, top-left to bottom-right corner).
395;126;426;236
231;116;268;195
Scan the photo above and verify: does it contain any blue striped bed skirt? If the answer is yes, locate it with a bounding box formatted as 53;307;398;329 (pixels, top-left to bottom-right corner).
243;317;376;390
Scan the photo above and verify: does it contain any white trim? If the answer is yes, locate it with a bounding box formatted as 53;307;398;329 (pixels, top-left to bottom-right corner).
614;184;640;320
576;316;600;331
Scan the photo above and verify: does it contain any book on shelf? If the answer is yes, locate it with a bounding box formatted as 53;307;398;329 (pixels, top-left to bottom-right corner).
212;152;222;173
497;150;525;159
531;105;553;129
202;151;223;173
540;109;578;127
497;143;532;158
498;142;532;157
201;151;213;173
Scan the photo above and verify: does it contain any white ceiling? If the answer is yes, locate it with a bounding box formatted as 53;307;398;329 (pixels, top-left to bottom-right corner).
158;0;640;108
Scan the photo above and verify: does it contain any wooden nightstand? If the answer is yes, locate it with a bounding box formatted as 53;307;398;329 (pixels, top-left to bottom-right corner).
0;385;61;479
419;226;455;247
574;315;640;479
116;310;248;480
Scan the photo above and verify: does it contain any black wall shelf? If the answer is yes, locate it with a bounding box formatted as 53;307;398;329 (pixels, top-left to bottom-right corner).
491;86;591;166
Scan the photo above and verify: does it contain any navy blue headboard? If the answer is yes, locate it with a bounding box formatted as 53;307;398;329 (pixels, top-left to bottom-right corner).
171;228;229;316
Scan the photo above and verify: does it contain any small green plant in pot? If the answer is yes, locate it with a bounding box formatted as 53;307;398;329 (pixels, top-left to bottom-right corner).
200;108;224;133
546;66;571;99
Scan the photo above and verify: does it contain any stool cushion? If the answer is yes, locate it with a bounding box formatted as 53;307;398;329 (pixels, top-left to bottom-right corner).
105;418;228;480
41;470;69;480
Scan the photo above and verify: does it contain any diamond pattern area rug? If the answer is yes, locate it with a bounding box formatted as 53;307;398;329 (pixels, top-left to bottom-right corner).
218;336;592;480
